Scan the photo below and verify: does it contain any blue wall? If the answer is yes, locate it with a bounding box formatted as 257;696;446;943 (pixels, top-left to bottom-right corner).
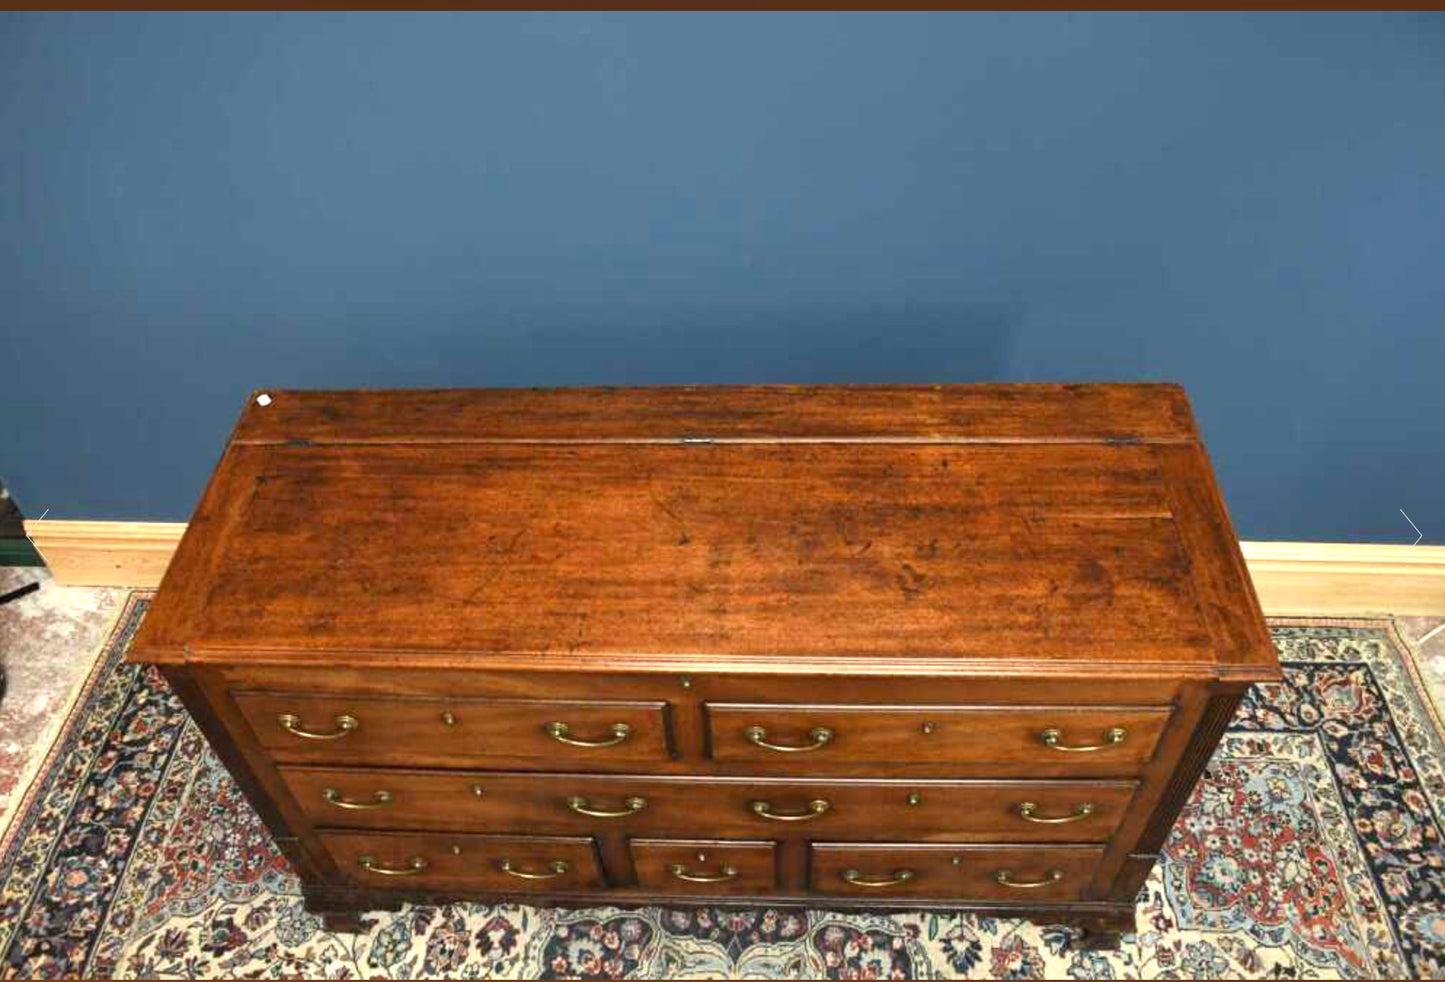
2;12;1442;541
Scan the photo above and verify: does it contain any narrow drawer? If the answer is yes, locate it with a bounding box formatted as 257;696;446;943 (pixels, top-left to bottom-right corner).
319;830;606;892
810;843;1102;901
631;839;777;895
232;691;671;767
706;703;1171;771
279;767;1138;843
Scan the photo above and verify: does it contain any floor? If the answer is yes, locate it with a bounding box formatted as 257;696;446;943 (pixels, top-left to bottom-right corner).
1398;613;1445;710
0;567;126;833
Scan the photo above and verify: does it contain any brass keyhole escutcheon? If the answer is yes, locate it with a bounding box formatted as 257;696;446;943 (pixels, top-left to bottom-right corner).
906;792;922;806
440;711;458;726
921;721;937;735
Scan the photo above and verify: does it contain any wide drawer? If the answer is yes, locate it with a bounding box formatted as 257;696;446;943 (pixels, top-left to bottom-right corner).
631;839;777;895
810;843;1102;901
706;703;1171;771
319;830;607;892
280;767;1138;843
232;691;672;767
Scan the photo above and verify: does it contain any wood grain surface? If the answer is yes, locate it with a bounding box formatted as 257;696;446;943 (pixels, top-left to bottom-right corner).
131;386;1270;675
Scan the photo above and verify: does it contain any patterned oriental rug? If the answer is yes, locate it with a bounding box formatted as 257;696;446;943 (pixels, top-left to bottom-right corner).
2;596;1443;979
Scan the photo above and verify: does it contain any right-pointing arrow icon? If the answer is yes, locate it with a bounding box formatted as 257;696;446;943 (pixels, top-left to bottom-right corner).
1401;508;1423;546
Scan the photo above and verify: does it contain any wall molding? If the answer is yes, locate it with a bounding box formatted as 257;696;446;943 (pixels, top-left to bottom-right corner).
24;520;187;589
1239;540;1445;616
21;520;1445;616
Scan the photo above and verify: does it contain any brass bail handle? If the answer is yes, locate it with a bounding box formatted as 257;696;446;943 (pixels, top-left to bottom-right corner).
322;788;392;810
668;863;739;883
744;725;834;753
1039;726;1126;753
995;868;1065;889
842;868;915;888
358;855;426;876
499;859;569;880
545;721;632;748
278;713;358;740
1017;801;1095;824
566;795;647;818
750;799;831;822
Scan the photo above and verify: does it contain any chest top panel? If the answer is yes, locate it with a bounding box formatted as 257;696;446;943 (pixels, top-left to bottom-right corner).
129;384;1274;679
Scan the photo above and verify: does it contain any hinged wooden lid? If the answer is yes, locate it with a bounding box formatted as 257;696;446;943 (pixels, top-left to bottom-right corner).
129;384;1276;681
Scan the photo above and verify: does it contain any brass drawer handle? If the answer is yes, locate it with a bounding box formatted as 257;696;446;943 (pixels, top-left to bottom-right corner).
1039;727;1126;752
566;795;647;818
1017;801;1095;824
499;859;569;880
750;799;831;822
358;855;426;876
995;868;1065;889
277;713;358;740
668;863;738;883
842;868;914;888
744;725;834;753
322;788;392;810
545;721;632;748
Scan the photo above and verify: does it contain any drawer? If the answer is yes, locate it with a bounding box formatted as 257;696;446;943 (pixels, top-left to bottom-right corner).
630;839;777;895
232;691;672;767
280;767;1138;843
810;843;1102;901
319;830;606;892
706;703;1171;771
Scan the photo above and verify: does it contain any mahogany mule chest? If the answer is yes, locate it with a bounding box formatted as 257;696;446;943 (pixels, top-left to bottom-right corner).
129;384;1280;946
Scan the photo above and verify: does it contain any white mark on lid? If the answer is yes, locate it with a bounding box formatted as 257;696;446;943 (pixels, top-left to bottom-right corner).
255;393;273;407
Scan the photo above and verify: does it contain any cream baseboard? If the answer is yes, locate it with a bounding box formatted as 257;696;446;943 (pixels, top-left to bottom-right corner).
24;520;187;590
1239;540;1445;616
22;520;1445;617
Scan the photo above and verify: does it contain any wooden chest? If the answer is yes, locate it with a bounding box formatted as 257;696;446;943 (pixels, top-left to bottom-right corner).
128;384;1279;945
